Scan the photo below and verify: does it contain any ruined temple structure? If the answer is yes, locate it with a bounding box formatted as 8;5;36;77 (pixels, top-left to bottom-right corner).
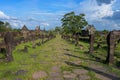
21;25;29;39
106;30;120;64
35;26;41;38
35;26;40;32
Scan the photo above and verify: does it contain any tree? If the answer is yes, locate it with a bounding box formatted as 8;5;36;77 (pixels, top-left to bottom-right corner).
102;29;109;34
4;22;12;31
61;12;88;45
0;21;4;24
55;26;61;34
12;28;21;32
0;21;5;32
0;21;12;32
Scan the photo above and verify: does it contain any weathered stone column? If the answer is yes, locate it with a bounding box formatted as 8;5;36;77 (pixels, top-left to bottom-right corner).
4;32;14;62
89;34;94;54
106;32;115;64
86;25;96;54
41;34;44;44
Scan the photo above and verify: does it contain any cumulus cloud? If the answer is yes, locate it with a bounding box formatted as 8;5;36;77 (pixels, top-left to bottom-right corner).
0;11;10;19
92;3;114;19
0;0;119;30
0;11;24;28
29;11;64;29
10;20;24;28
104;10;120;20
77;0;120;30
79;0;114;20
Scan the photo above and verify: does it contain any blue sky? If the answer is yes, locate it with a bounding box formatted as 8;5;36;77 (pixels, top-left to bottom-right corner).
0;0;120;30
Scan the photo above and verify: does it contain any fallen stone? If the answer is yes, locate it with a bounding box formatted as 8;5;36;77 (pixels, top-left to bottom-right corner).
51;66;61;73
63;71;71;75
77;75;90;80
49;72;61;77
73;69;88;75
32;71;47;79
15;70;27;76
96;74;112;80
63;72;76;79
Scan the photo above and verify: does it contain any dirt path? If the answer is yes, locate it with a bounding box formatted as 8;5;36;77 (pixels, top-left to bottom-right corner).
1;35;120;80
31;35;120;80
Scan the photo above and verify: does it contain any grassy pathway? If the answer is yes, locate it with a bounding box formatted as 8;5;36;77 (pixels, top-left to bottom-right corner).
0;35;120;80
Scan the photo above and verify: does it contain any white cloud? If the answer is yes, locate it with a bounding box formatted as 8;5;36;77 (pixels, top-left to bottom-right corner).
92;1;114;19
31;11;64;17
32;12;54;15
41;22;50;26
0;11;24;28
79;0;114;20
76;0;119;30
10;20;24;28
0;11;10;19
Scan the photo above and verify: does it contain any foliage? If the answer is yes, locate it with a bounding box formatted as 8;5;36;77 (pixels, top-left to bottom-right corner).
95;30;108;44
48;30;55;36
102;29;109;34
0;35;120;79
12;28;21;32
61;12;88;35
55;26;61;32
0;21;12;32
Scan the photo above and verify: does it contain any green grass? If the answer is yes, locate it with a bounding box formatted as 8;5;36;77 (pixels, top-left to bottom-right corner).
0;38;3;42
0;38;53;79
0;35;120;80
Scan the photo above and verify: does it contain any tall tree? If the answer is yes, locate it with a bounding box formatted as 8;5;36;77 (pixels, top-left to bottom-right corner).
61;12;88;45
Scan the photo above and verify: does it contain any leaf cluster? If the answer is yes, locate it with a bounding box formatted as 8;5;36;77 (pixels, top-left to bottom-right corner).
0;21;12;32
61;12;88;35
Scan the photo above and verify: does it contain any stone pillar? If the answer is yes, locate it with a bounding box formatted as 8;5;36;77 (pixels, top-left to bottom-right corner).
4;32;14;62
89;34;94;54
41;34;44;44
106;32;115;64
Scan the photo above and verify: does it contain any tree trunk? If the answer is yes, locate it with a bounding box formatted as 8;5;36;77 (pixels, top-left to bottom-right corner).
71;35;74;43
89;34;94;54
75;34;79;46
42;34;44;44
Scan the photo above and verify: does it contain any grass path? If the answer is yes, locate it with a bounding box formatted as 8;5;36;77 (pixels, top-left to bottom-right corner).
0;35;120;80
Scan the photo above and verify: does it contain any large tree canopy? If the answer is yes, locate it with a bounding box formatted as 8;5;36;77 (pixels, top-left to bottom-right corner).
61;11;88;46
61;12;88;35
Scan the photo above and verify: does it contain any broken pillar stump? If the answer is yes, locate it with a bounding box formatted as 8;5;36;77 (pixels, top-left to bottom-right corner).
4;32;14;62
